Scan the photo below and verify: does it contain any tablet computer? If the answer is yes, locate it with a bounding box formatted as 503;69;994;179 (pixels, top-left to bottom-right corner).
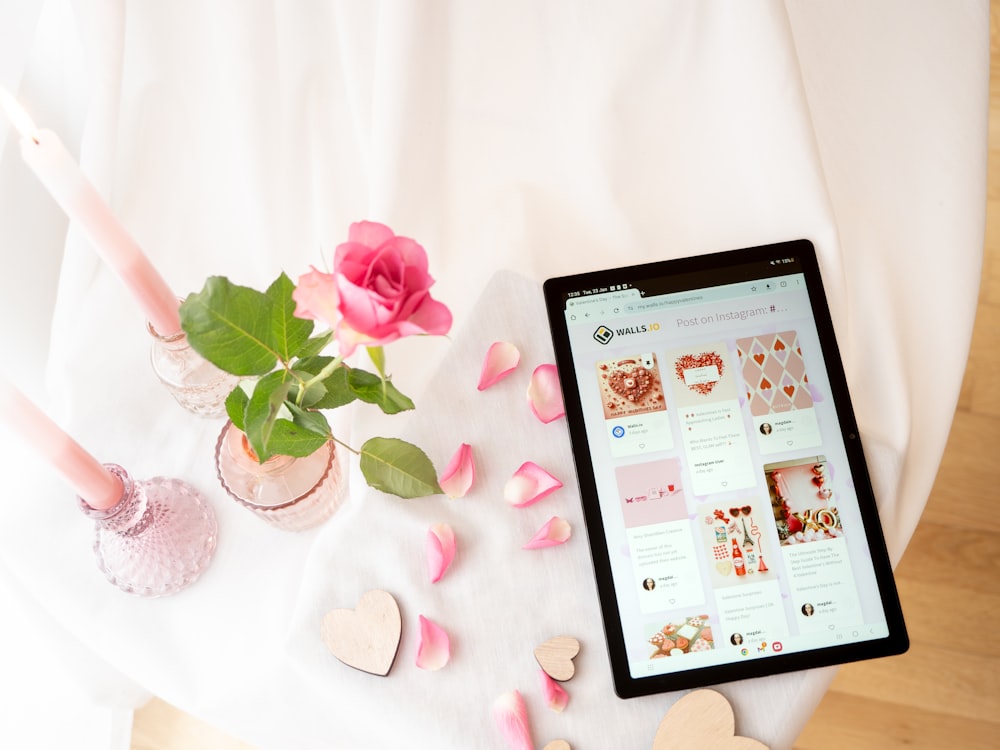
543;239;908;698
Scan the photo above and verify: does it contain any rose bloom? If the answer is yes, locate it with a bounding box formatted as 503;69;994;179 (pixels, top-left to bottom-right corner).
293;221;452;355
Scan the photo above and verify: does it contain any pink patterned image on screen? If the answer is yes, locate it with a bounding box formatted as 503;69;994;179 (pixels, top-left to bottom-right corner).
736;331;813;416
736;331;822;454
615;459;686;528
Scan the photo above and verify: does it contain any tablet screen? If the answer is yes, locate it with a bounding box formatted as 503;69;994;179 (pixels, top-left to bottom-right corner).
543;239;907;697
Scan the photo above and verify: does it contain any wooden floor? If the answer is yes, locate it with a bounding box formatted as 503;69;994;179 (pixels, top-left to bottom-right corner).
131;12;1000;750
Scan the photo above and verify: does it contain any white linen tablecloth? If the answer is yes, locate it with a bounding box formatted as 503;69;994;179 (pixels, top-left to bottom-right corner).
0;2;987;748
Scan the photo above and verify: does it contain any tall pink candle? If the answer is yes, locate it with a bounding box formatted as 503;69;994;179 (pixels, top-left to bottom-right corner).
0;375;123;510
0;88;181;335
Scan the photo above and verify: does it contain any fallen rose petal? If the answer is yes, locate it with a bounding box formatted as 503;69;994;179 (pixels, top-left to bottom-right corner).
426;523;456;583
539;669;569;712
493;690;534;750
439;443;475;498
527;364;565;423
415;615;451;671
523;516;571;549
478;341;521;390
503;461;563;508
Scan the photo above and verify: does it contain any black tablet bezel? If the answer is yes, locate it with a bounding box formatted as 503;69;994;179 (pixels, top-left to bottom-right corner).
543;239;908;698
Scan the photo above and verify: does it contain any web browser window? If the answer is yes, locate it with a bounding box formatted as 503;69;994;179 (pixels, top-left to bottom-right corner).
545;241;906;696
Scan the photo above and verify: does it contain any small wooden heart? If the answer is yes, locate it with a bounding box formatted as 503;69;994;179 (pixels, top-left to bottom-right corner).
321;589;401;676
652;689;769;750
543;741;571;750
534;636;580;682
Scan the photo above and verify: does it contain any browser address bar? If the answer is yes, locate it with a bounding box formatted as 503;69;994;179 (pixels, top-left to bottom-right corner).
626;294;705;312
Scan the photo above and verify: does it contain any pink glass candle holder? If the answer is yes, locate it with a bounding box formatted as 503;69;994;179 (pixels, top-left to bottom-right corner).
215;422;345;532
78;463;218;597
149;323;239;417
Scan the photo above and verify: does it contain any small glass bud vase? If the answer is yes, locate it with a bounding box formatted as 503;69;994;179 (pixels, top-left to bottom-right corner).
78;464;218;597
215;421;345;532
148;323;239;417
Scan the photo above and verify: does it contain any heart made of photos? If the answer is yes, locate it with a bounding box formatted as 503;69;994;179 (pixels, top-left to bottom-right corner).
652;689;769;750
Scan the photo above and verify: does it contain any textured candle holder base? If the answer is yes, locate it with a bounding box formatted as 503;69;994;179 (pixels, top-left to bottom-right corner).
149;323;239;417
79;464;218;597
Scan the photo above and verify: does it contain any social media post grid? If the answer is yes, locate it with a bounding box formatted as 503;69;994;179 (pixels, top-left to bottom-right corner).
735;330;824;455
667;341;757;497
594;352;673;458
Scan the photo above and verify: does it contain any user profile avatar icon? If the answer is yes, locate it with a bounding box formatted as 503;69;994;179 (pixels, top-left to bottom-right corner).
612;425;626;438
593;325;614;345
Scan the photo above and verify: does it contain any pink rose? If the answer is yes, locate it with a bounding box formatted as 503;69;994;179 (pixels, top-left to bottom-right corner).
293;221;452;355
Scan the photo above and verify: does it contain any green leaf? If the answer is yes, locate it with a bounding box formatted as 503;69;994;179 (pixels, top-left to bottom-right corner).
265;273;314;362
348;369;415;414
243;371;294;461
359;437;442;498
296;330;334;359
294;356;357;409
225;386;250;431
367;346;386;379
286;401;331;436
180;277;279;376
260;418;330;458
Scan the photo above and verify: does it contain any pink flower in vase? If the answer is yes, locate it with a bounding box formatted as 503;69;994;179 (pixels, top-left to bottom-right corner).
293;221;453;355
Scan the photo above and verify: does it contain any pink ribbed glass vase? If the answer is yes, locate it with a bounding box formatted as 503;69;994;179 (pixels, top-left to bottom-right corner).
214;422;345;532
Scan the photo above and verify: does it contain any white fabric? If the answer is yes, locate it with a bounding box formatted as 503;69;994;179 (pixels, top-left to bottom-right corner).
0;1;987;748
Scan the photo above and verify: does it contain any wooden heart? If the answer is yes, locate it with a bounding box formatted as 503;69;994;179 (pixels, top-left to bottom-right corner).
543;741;571;750
321;589;401;676
607;366;652;403
652;689;769;750
674;352;725;395
534;636;580;682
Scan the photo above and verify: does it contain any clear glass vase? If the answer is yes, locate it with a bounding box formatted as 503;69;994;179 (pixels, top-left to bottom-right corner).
78;464;218;597
214;422;345;532
149;323;239;417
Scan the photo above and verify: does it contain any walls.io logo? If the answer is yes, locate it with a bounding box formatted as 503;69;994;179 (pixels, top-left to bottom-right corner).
593;325;614;344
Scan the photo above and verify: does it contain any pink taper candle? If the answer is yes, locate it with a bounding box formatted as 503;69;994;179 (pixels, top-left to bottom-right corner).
0;374;123;510
0;88;181;335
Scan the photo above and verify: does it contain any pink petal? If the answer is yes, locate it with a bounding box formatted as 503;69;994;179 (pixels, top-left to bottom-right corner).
345;220;396;251
493;690;534;750
527;364;565;423
523;516;572;550
415;615;451;671
292;267;340;327
439;443;475;498
426;523;456;583
478;341;521;390
404;294;452;337
504;461;563;508
539;669;569;713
